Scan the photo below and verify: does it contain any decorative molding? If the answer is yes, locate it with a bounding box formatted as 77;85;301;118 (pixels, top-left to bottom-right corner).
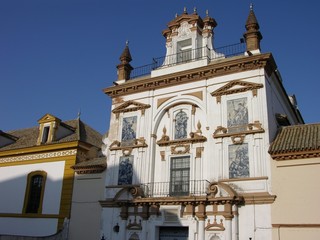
196;147;204;158
271;150;320;161
112;100;151;119
211;80;263;103
157;133;206;147
213;121;264;138
183;91;203;101
109;138;148;151
205;216;225;231
103;53;275;98
272;224;320;228
0;149;77;164
157;96;175;108
231;135;245;144
160;151;166;161
126;217;142;230
171;144;190;155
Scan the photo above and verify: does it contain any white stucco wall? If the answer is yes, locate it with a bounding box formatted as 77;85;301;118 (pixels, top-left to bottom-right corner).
0;161;65;236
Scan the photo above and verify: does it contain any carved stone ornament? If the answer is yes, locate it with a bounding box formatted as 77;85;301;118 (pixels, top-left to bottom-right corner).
205;216;225;231
112;100;151;119
211;80;263;103
109;137;148;151
157;132;206;147
126;217;142;230
213;121;264;138
171;144;190;155
231;135;245;144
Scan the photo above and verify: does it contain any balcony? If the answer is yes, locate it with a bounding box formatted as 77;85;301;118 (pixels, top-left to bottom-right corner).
140;180;210;198
130;42;246;79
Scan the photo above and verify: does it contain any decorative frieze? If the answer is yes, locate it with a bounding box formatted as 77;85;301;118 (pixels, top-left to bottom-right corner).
0;149;77;164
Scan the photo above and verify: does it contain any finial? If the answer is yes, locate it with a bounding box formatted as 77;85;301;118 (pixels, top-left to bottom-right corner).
183;7;187;14
175;13;178;18
206;9;209;17
250;3;253;10
193;7;197;13
126;40;129;46
77;109;81;119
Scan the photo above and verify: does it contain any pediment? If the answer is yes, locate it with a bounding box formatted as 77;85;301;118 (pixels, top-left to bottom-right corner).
211;80;263;103
112;100;151;118
38;113;61;124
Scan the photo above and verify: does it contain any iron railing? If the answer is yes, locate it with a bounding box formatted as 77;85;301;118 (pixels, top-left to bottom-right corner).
141;180;210;198
130;42;246;79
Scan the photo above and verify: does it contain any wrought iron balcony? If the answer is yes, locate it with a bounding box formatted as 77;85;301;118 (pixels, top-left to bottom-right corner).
140;180;210;198
130;42;246;79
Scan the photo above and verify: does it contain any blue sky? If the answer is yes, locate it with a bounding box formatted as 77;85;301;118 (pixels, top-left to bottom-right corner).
1;1;320;134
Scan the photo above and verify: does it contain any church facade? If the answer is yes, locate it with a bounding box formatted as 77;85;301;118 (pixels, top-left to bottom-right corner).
100;6;303;240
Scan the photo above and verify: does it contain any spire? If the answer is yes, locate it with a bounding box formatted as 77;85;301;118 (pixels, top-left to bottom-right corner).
119;40;132;64
243;4;262;53
117;41;133;81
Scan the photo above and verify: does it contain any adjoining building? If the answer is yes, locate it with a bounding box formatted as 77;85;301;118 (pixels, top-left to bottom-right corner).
269;124;320;239
0;114;105;239
101;6;304;240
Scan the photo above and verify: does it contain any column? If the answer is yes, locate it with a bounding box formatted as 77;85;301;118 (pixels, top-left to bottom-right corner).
198;220;205;240
232;205;239;240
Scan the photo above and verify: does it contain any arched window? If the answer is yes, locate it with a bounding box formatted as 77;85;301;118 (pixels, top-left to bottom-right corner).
23;171;47;214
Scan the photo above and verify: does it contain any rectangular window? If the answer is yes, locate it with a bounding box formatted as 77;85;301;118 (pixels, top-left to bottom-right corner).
41;126;50;143
170;156;190;196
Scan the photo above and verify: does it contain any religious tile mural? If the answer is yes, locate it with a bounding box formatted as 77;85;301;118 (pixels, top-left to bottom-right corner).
228;144;249;179
118;155;133;185
121;116;137;144
174;111;188;139
227;97;248;132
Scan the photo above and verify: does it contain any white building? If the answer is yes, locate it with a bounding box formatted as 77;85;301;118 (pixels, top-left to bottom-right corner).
101;6;303;240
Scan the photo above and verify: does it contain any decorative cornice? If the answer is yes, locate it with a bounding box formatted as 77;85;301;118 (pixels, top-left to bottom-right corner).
0;149;77;164
157;134;207;146
103;53;276;98
213;121;264;138
109;138;148;151
270;150;320;161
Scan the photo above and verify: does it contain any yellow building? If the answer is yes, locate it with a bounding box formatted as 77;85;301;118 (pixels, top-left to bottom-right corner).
269;123;320;239
0;113;104;238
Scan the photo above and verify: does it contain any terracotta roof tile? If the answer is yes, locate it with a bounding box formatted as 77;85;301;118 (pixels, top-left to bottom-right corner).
269;123;320;155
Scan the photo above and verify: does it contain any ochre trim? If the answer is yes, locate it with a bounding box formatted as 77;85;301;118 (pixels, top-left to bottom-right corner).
240;192;276;204
112;100;151;119
219;176;268;182
271;150;320;161
22;171;47;214
0;213;67;218
157;96;175;108
103;53;275;98
272;224;320;228
213;121;264;138
183;91;203;100
57;155;77;230
211;80;263;103
0;141;79;158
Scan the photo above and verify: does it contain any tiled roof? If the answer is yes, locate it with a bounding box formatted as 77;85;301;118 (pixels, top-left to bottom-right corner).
269;123;320;157
71;157;106;174
0;119;102;151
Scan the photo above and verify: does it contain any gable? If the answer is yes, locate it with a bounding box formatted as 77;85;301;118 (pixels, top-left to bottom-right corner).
112;100;151;119
211;80;263;103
